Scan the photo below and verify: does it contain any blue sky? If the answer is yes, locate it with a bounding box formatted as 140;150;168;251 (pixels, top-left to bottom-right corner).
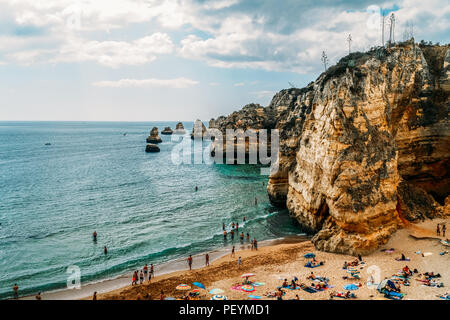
0;0;448;122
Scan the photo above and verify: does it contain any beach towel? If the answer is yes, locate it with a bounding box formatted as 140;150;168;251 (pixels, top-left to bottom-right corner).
231;285;242;291
441;240;450;246
439;294;450;300
384;291;404;300
304;263;321;268
253;282;265;287
422;252;433;256
301;286;318;293
440;251;448;255
395;258;410;261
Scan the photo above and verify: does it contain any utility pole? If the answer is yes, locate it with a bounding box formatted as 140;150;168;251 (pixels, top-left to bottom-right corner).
381;9;386;47
347;34;352;55
321;51;328;72
389;13;395;46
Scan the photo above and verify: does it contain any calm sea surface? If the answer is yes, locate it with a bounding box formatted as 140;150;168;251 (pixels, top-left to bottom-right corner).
0;121;303;299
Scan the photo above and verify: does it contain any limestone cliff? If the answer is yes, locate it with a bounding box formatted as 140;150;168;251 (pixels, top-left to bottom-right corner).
210;41;450;254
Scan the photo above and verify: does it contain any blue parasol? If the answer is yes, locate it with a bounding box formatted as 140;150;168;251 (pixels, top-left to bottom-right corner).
193;282;205;289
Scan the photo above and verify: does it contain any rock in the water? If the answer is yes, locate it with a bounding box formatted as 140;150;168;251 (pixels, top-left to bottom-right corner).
173;122;186;134
146;127;162;143
161;126;173;135
190;119;209;139
212;41;450;254
145;144;160;153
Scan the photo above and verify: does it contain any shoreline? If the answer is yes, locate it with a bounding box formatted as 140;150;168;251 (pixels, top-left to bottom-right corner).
20;235;308;300
94;216;449;300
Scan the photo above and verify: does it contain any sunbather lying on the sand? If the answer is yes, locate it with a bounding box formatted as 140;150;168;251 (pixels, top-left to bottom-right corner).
282;279;289;288
348;259;359;267
330;291;356;299
307;272;315;280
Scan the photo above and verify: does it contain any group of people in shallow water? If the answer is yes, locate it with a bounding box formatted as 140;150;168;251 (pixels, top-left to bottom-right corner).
131;263;155;285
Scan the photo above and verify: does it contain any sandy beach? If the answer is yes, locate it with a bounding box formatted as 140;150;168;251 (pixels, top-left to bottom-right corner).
76;216;449;301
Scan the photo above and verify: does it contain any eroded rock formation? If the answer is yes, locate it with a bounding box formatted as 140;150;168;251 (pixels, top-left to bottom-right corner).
145;144;160;153
211;41;450;254
161;127;173;135
191;119;209;139
174;122;186;134
146;127;162;143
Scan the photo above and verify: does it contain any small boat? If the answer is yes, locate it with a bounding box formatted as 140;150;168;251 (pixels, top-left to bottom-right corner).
44;143;51;146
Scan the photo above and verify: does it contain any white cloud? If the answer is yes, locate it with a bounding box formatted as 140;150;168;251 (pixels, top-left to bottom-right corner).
8;33;174;67
234;82;244;86
92;77;199;88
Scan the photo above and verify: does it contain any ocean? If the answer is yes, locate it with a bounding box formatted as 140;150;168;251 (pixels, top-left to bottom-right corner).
0;121;304;299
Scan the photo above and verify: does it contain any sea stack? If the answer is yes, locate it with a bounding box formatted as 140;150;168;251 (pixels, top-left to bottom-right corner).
190;119;209;140
146;127;162;143
211;41;450;255
145;144;160;153
161;126;173;135
173;122;186;134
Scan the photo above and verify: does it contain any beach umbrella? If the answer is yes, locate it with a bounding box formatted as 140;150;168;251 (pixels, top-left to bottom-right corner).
241;273;256;278
344;284;359;291
209;288;224;295
176;284;191;290
191;289;201;293
241;285;255;292
211;295;227;300
253;282;265;287
193;282;205;289
304;253;315;258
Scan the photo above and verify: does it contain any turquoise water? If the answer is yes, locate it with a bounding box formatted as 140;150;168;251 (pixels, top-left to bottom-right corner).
0;121;302;299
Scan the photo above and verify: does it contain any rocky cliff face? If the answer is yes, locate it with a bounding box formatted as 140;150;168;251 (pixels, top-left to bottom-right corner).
211;41;450;254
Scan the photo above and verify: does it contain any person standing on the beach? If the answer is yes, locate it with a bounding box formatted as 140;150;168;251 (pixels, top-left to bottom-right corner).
160;290;165;300
150;264;154;277
222;223;226;231
251;239;254;251
143;264;148;280
231;246;235;257
437;224;441;236
132;271;137;285
246;233;250;241
35;292;42;300
237;256;242;269
139;270;144;284
13;283;18;299
104;246;108;255
93;231;97;242
93;291;97;300
188;255;193;270
254;238;258;250
443;224;446;237
205;253;210;266
230;229;234;240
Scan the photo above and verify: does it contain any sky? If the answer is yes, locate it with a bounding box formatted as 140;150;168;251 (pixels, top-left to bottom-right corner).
0;0;448;122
